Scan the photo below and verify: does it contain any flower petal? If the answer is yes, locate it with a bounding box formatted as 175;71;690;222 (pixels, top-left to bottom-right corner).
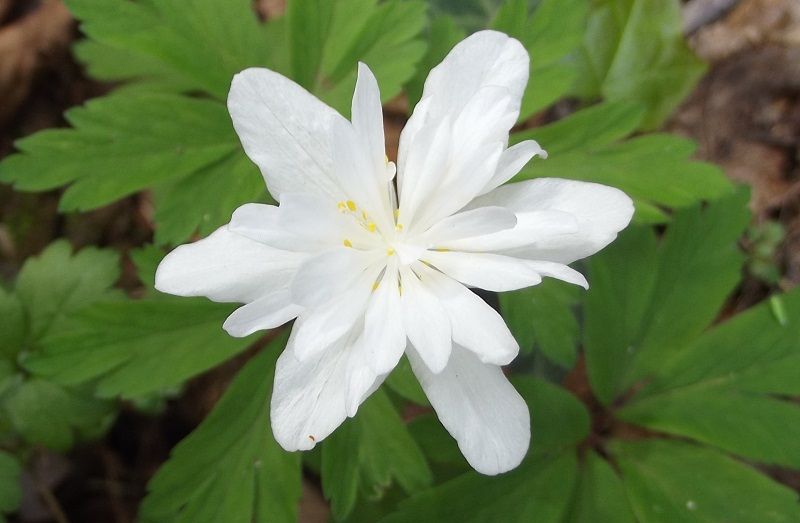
413;30;528;130
480;139;547;195
271;328;382;451
417;264;518;365
222;290;302;337
228;68;346;201
400;266;451;373
415;206;517;247
362;263;406;375
408;344;530;475
155;226;305;303
291;247;381;308
290;262;383;360
469;178;634;263
423;251;543;292
352;62;390;183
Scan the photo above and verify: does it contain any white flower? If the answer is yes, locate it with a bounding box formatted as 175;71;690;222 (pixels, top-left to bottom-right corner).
155;30;633;475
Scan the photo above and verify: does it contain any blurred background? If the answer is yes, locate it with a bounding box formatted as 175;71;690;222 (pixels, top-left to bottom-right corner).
1;0;800;521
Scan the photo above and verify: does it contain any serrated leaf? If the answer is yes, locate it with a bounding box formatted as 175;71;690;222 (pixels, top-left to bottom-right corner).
0;451;21;521
153;153;266;246
289;0;427;114
140;335;301;523
322;389;431;520
384;377;588;522
26;298;256;399
382;451;577;523
513;102;732;222
573;0;706;129
499;279;580;367
584;189;750;404
405;15;465;108
1;379;115;450
66;0;272;100
493;0;589;118
611;439;800;523
618;387;800;469
0;94;240;212
567;451;635;523
14;240;121;341
616;288;800;469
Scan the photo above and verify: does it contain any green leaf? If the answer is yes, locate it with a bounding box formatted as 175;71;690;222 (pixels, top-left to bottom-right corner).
66;0;272;100
499;279;580;367
385;356;429;406
383;451;578;523
584;189;750;404
514;102;732;221
14;240;121;341
494;0;589;118
382;377;588;522
573;0;706;129
289;0;428;114
0;93;241;212
152;153;266;246
0;289;24;360
26;298;256;399
1;379;115;450
322;389;431;520
618;387;800;469
611;439;800;523
635;287;800;397
140;335;301;523
405;15;465;108
0;451;21;521
566;451;635;523
616;288;800;469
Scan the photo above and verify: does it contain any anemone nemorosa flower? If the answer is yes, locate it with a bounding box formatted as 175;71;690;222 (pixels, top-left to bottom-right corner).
155;30;633;475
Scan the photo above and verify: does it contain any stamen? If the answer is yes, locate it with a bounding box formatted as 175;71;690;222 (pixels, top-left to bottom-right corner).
372;281;380;291
395;223;404;231
343;239;353;248
367;222;377;233
346;200;357;211
337;201;347;212
386;248;395;256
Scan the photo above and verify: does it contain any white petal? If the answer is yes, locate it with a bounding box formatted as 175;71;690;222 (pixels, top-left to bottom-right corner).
222;290;302;337
415;30;528;128
526;261;589;289
408;344;530;475
228;68;346;201
481;140;547;195
331;118;393;233
155;226;305;303
417;264;518;365
352;63;388;182
400;266;451;373
290;262;383;360
470;178;634;263
423;251;543;292
228;203;303;251
438;209;579;253
271;328;382;451
415;206;517;247
362;264;406;374
291;247;380;308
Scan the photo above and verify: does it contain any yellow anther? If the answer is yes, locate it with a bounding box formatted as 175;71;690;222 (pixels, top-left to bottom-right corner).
367;222;376;233
433;247;450;252
346;200;357;211
395;223;404;231
337;201;347;212
386;248;395;256
372;281;380;291
394;209;400;219
361;210;368;220
343;239;353;248
384;154;389;165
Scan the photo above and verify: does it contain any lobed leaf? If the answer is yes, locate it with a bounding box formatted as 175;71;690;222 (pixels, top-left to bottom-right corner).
140;335;301;523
